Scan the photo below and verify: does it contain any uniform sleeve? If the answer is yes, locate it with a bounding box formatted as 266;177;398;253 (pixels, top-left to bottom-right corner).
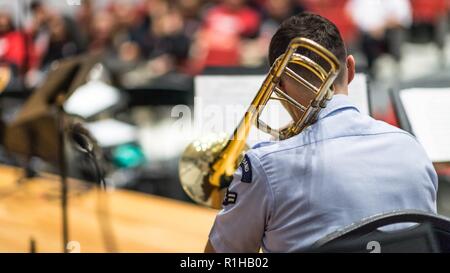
404;133;438;211
415;138;439;209
208;152;274;253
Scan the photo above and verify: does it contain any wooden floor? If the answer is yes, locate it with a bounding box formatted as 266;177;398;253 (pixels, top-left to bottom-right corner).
0;165;217;253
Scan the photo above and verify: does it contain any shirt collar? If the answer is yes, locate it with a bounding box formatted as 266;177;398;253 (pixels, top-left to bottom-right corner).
317;94;360;120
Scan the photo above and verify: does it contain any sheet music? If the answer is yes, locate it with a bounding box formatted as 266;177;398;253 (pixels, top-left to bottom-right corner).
85;119;137;147
400;88;450;163
64;80;121;118
194;75;271;146
194;73;370;146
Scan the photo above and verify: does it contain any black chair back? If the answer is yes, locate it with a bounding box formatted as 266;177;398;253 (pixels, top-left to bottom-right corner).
312;210;450;253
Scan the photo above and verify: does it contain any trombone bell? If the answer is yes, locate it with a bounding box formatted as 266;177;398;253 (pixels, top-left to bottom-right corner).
179;133;247;208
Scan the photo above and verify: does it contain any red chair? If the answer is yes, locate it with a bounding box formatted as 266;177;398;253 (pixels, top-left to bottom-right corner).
410;0;448;23
300;0;358;45
409;0;449;50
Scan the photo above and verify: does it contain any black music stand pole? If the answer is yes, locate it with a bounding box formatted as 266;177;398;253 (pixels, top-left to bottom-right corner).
3;54;102;253
56;96;69;253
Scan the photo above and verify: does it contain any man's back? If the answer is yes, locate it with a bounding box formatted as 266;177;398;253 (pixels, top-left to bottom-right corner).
208;94;437;252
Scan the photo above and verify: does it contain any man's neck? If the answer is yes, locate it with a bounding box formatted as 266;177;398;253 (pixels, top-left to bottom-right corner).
333;85;348;96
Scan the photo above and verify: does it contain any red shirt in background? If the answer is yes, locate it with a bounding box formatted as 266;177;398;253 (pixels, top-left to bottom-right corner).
301;0;357;45
0;31;26;70
200;4;260;67
410;0;449;23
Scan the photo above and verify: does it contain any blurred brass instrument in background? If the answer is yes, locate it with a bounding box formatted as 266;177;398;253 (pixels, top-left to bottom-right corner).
179;37;341;209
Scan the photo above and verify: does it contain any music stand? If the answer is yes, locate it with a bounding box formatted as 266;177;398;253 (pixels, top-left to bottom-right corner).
390;73;450;182
3;54;101;252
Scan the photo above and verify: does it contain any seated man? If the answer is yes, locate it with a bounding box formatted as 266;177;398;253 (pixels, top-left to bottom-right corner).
205;12;437;253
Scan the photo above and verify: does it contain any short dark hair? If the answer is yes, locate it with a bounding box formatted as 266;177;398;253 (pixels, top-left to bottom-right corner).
269;12;347;82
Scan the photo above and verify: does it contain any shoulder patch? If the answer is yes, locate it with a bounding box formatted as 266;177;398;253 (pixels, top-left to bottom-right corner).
239;154;252;183
222;189;238;206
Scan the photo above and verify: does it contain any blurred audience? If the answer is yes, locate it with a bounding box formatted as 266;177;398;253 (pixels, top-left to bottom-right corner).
0;10;27;73
0;0;448;89
190;0;261;71
115;0;193;87
41;14;83;68
244;0;303;67
25;1;83;86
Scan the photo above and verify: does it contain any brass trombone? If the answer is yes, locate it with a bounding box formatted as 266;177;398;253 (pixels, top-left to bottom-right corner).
179;37;341;209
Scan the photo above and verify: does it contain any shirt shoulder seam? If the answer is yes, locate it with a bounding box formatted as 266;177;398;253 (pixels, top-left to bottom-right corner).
249;152;276;225
257;130;415;160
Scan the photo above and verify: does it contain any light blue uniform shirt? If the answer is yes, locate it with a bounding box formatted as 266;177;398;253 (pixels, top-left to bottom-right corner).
209;94;438;253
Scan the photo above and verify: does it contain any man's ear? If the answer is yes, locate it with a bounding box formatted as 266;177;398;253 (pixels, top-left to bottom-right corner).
346;55;355;85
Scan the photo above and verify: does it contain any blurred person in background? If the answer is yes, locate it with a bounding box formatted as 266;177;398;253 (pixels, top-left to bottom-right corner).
102;0;144;73
243;0;303;67
88;10;118;54
86;6;141;83
119;0;192;87
40;14;83;69
75;0;94;48
178;0;205;39
25;1;83;87
191;0;260;71
142;0;190;65
120;0;191;64
0;9;27;74
301;0;357;47
26;0;53;87
346;0;413;74
260;0;303;37
0;6;27;92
